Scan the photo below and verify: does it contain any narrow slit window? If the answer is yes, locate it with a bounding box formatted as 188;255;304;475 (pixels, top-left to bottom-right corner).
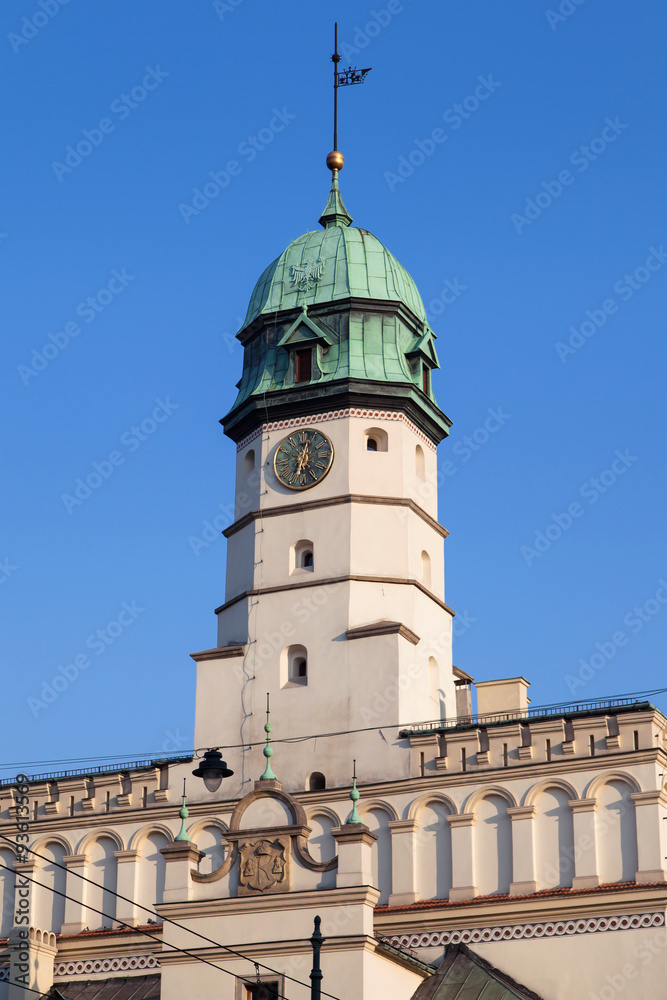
461;747;467;772
295;349;312;383
546;738;551;761
422;366;430;394
503;743;508;767
633;730;639;750
589;734;595;756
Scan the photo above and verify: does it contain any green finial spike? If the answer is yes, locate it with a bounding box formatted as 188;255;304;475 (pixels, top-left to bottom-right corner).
260;693;277;781
175;778;190;841
319;170;352;229
348;760;362;824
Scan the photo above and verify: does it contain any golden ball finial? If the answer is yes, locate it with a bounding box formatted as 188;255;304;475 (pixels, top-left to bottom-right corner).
326;150;344;172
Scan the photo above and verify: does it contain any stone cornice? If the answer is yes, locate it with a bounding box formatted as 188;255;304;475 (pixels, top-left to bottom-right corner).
0;748;662;837
157;933;393;965
190;645;246;662
157;884;380;920
374;884;667;937
222;493;449;540
214;574;455;617
345;621;421;646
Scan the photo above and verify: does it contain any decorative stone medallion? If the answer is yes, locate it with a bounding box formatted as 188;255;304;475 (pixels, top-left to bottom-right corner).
238;835;290;895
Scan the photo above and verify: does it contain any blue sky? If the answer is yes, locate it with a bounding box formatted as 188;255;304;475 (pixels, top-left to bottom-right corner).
2;0;666;776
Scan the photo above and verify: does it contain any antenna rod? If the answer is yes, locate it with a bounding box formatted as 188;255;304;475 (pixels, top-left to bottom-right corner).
332;22;340;151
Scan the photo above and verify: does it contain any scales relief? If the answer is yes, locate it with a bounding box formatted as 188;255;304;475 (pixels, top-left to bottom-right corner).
238;835;290;895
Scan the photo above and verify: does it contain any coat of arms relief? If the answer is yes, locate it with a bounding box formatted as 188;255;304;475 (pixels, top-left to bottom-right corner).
238;836;290;895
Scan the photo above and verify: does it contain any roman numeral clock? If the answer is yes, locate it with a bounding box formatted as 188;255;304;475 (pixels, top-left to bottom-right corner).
273;428;334;490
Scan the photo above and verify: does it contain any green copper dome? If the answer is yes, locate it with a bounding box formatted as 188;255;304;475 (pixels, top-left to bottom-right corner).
223;172;451;446
240;177;427;331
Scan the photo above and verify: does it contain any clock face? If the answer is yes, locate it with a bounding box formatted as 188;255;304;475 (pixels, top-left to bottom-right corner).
273;428;334;490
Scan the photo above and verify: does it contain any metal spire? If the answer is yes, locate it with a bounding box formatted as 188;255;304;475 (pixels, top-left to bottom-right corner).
320;23;371;229
347;759;362;824
174;778;190;841
259;693;277;781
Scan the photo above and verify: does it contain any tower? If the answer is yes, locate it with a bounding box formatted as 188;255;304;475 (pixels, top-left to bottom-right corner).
193;160;457;794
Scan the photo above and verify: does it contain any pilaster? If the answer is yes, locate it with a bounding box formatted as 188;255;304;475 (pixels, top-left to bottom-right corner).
387;819;419;906
630;790;667;882
507;806;538;895
113;849;140;926
331;825;377;889
447;813;477;900
60;853;88;935
13;860;38;927
569;798;600;889
160;841;204;903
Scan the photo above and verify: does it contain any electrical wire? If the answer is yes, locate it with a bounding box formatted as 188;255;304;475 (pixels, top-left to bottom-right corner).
0;861;292;1000
0;838;344;1000
1;686;665;776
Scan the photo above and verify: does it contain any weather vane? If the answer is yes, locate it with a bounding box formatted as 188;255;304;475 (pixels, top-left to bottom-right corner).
329;22;371;167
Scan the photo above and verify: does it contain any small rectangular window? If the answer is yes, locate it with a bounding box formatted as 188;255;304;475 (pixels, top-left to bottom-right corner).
503;743;508;767
295;349;312;383
589;734;595;756
420;751;425;777
461;747;467;772
633;730;639;750
422;366;429;393
546;738;551;761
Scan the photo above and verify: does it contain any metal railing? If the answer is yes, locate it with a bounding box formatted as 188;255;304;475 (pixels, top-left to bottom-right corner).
0;755;193;787
399;695;653;737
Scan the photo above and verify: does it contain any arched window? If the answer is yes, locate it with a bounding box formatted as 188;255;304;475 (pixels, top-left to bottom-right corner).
428;656;443;718
243;448;255;475
307;772;326;791
281;644;308;686
415;444;425;480
291;539;314;574
365;427;388;452
421;550;431;589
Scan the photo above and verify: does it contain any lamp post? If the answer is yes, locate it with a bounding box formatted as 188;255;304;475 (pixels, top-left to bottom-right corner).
309;915;325;1000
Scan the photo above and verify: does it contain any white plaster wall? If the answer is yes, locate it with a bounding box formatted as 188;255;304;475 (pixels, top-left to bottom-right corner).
472;925;667;1000
235;413;439;518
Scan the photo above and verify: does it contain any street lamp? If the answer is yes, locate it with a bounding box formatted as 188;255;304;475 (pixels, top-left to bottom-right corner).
192;749;234;792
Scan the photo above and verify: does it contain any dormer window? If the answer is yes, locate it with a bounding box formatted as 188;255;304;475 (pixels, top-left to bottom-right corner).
295;348;312;383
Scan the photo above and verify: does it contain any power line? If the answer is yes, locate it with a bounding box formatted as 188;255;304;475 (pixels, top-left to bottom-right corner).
1;686;664;777
0;862;281;999
0;838;344;1000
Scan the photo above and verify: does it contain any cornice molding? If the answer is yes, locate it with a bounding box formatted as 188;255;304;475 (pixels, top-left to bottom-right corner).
383;910;665;952
214;574;455;617
222;493;448;540
345;621;421;646
54;953;158;980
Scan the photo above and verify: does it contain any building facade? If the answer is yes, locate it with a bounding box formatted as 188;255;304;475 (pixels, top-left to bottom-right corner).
1;163;666;1000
